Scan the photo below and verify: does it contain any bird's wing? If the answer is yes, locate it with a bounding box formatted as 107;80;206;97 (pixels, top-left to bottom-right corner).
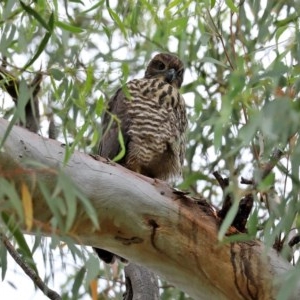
98;87;131;162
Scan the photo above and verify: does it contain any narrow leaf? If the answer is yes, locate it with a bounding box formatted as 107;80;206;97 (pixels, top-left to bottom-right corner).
113;129;126;161
72;267;86;298
218;200;239;240
0;243;7;280
77;190;99;229
37;181;63;230
0;178;23;221
1;212;38;274
20;1;50;31
55;20;84;33
22;12;54;70
58;173;77;232
22;31;51;69
85;255;100;288
21;182;33;231
225;0;238;13
165;0;182;12
200;57;228;68
106;0;127;39
49;68;65;81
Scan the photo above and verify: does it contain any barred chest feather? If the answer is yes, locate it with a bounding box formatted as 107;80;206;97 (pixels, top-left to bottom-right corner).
124;78;187;180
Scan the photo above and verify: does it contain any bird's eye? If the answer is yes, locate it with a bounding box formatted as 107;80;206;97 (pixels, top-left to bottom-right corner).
155;61;166;70
177;69;184;76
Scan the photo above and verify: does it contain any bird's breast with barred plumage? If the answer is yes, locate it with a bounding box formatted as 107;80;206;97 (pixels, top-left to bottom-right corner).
124;78;187;180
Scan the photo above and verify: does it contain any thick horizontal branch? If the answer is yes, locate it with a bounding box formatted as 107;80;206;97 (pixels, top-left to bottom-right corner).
0;118;298;300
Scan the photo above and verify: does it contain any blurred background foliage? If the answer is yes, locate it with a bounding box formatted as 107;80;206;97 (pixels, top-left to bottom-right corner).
0;0;300;299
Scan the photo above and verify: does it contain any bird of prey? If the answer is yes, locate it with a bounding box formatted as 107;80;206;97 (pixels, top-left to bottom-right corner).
94;53;187;263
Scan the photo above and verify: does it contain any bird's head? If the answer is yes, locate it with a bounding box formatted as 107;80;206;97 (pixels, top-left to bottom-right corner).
144;53;184;88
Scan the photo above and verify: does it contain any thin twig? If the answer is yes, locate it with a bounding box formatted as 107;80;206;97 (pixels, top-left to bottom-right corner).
260;148;284;179
240;177;253;185
213;171;232;219
288;234;300;248
0;232;62;300
213;171;228;190
241;148;284;186
229;12;237;62
206;9;235;70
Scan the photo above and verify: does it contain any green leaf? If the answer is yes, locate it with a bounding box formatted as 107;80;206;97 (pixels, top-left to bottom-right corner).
23;32;51;70
199;57;228;68
277;267;300;300
225;0;238;13
67;121;90;161
22;12;54;69
218;198;239;240
82;0;104;14
257;173;275;191
85;255;100;288
57;172;77;232
0;114;19;150
50;68;65;81
0;178;23;221
72;267;86;298
55;20;84;33
113;128;126;162
167;0;182;10
275;25;289;44
168;17;188;31
1;212;38;274
95;96;104;116
37;181;64;230
20;1;51;31
0;241;8;280
213;120;223;151
77;190;99;229
82;65;94;96
106;0;127;39
274;12;299;27
0;24;17;53
16;79;30;124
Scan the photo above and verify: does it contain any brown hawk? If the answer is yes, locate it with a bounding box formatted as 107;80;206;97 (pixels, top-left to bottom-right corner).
94;53;187;263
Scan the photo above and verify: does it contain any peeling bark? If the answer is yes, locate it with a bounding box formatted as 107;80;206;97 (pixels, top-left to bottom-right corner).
0;118;299;300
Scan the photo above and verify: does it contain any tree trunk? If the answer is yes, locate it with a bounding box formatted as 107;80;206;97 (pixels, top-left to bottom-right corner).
0;118;299;299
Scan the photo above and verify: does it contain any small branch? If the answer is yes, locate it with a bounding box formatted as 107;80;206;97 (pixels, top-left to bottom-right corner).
241;148;284;187
213;171;232;220
260;148;284;179
214;171;253;232
213;171;228;190
229;12;237;62
0;232;61;300
240;177;253;185
232;194;253;232
206;9;235;70
288;235;300;248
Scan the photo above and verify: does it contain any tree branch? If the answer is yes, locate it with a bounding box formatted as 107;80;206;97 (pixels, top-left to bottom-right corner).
0;232;61;300
123;263;159;300
0;118;299;299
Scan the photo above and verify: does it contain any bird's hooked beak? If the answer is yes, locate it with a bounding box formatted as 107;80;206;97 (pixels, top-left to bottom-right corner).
165;68;176;83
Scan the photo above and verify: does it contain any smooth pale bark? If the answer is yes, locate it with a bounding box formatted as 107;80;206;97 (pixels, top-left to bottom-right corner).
0;118;299;300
